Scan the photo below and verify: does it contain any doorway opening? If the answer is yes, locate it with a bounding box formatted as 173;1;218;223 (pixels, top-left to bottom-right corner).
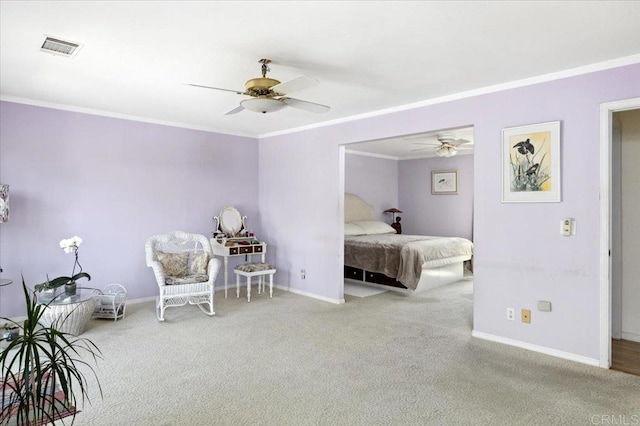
340;126;475;299
599;97;640;373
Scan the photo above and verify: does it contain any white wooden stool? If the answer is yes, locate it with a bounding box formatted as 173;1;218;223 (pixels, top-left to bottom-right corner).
233;263;276;302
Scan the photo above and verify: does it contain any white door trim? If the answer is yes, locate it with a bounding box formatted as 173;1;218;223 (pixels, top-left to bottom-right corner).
599;97;640;368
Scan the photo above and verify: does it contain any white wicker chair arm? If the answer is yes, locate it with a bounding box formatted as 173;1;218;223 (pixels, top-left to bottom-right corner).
207;257;222;280
148;260;167;287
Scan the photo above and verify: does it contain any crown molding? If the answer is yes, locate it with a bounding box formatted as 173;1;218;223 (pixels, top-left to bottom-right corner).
260;54;640;139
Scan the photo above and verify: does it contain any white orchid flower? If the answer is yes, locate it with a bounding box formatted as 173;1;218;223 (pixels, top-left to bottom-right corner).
59;236;83;254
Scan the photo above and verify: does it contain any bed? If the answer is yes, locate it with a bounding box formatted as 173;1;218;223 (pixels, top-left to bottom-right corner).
343;193;473;292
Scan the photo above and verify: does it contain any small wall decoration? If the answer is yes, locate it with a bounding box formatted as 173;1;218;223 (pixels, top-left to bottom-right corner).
502;121;561;203
432;170;458;195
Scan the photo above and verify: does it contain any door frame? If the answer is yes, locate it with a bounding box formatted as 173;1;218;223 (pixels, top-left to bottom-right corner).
599;96;640;368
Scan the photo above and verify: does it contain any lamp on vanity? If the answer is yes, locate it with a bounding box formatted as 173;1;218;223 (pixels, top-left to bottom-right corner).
384;207;403;234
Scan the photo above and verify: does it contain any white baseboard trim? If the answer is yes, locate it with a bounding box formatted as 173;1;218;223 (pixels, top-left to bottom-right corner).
274;284;345;305
621;332;640;343
471;330;600;367
129;286;344;305
128;295;156;305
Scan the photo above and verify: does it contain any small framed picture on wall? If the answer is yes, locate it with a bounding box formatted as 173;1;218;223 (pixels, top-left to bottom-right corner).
432;170;458;195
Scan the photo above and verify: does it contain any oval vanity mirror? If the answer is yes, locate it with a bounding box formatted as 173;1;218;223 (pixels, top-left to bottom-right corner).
219;207;243;237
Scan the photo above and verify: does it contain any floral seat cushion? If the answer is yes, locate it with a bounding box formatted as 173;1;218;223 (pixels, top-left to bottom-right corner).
234;263;276;273
165;274;209;285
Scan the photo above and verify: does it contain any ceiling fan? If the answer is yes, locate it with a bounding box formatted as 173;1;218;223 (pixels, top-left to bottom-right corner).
410;132;473;157
187;58;330;115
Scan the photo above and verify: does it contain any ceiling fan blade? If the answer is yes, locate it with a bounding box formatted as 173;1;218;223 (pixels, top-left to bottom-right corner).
281;97;330;113
271;75;319;95
224;105;245;115
451;138;472;146
185;83;249;96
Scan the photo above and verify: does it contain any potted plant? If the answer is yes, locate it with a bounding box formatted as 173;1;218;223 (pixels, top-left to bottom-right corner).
34;236;91;297
1;278;102;425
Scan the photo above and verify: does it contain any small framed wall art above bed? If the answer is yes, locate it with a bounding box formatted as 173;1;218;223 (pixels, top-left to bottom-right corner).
432;170;458;195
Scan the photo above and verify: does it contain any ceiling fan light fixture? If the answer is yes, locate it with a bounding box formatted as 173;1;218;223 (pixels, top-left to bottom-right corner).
436;146;457;157
240;98;287;114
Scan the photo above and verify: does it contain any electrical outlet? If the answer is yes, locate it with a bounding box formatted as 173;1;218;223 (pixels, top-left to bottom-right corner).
521;309;531;324
301;269;306;279
507;308;515;321
561;218;575;236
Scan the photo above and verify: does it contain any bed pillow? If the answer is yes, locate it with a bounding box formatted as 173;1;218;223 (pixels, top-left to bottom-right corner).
350;221;396;235
344;222;366;236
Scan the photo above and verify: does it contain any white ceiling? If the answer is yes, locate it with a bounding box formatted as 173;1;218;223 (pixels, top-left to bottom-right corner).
1;1;640;141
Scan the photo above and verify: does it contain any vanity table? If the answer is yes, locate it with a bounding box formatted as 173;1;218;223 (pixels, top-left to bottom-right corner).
210;207;267;298
211;240;267;298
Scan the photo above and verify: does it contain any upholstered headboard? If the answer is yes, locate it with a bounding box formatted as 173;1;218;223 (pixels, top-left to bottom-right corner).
345;193;375;222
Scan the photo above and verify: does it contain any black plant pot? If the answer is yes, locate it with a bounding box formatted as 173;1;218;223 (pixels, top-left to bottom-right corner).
65;281;77;296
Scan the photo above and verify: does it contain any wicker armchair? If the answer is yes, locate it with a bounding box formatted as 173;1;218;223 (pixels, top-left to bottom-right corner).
145;231;221;321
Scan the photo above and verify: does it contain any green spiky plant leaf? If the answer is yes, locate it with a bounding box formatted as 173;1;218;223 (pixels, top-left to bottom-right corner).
1;278;102;425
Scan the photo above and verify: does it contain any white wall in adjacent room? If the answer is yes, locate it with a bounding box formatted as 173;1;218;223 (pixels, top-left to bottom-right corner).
344;153;398;223
619;108;640;342
399;154;474;240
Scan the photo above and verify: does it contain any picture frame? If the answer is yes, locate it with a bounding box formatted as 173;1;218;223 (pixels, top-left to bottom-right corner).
501;121;561;203
432;170;458;195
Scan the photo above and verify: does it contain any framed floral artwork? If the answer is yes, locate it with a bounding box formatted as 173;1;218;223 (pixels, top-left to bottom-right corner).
502;121;561;203
432;170;458;195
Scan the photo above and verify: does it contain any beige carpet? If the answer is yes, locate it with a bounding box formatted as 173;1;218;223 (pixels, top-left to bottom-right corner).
75;280;640;425
343;281;388;297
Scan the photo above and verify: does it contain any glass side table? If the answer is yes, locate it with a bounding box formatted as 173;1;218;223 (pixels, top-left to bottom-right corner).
37;287;99;335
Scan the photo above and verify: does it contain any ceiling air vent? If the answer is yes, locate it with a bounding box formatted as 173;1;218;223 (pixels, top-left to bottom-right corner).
40;36;81;57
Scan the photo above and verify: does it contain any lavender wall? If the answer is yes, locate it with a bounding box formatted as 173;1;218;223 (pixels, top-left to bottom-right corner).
258;63;640;361
344;153;398;222
344;152;474;240
399;154;474;240
0;102;259;317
